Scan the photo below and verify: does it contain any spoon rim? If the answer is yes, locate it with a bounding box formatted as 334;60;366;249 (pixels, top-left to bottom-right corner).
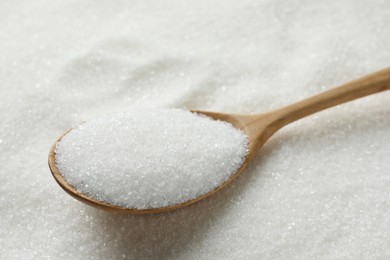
48;111;255;214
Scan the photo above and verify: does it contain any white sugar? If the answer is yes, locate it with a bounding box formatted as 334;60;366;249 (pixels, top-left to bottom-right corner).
55;109;248;209
2;0;390;259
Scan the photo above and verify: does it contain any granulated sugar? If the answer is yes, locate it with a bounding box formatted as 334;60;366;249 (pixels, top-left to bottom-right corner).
55;109;248;209
1;0;390;259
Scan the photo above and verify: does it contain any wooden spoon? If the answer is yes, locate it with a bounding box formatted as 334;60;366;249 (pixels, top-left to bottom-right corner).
49;68;390;214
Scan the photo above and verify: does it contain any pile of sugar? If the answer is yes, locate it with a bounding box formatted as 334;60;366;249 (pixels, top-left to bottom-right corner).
1;0;390;259
55;109;248;209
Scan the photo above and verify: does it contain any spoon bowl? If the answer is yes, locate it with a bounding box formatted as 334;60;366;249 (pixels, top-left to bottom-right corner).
48;111;273;214
49;68;390;214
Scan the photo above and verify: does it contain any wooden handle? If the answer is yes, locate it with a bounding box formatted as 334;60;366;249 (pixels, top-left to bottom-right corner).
268;68;390;129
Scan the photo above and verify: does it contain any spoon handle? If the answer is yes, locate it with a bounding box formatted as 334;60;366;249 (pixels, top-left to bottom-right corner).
269;67;390;129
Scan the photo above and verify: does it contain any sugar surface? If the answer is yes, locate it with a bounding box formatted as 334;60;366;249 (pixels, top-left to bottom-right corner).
55;109;248;209
1;0;390;259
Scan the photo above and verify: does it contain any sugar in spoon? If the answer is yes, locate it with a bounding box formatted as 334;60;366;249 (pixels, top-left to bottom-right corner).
49;68;390;214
